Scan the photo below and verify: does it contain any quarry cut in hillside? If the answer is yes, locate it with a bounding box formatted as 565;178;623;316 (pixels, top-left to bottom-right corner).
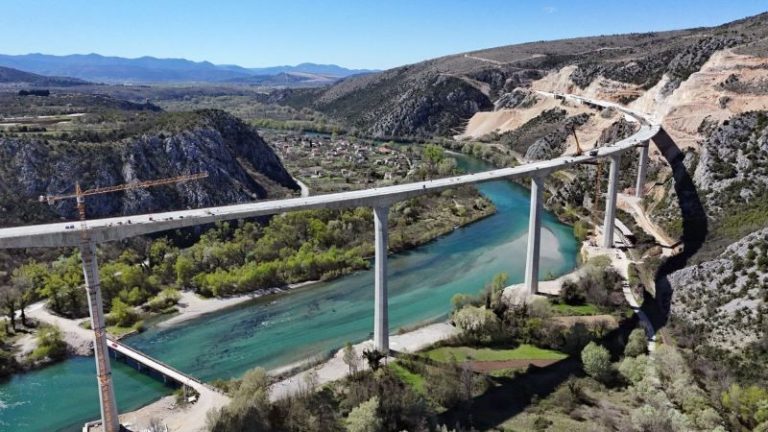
276;12;768;140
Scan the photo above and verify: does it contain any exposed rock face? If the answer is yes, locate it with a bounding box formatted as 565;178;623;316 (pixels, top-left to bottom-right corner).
693;112;768;207
0;109;298;225
524;112;591;161
596;118;639;146
301;70;494;139
494;88;539;110
571;35;744;92
364;74;493;138
669;227;768;351
661;35;745;93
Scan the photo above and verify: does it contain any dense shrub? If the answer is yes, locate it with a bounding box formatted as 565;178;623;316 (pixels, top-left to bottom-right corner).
581;342;612;383
624;328;648;357
30;325;67;362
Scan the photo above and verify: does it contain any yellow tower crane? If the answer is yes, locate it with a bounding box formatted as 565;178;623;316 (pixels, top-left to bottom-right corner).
571;125;583;156
38;171;207;432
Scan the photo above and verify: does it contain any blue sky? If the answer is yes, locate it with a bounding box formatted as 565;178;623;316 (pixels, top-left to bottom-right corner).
1;1;766;70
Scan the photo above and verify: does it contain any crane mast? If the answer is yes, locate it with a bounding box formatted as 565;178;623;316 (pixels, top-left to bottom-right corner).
39;172;206;432
571;125;583;156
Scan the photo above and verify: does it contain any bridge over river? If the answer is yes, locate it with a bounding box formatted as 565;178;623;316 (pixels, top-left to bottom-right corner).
0;92;662;432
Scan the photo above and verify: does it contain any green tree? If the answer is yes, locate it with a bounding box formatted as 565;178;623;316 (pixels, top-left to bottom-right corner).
343;342;360;375
11;261;46;327
40;254;85;318
423;144;445;177
453;305;500;341
722;384;768;428
362;349;385;371
175;255;196;287
345;396;381;432
573;220;590;241
624;327;648;357
207;367;274;432
618;354;648;384
106;298;138;328
581;341;612;383
0;285;19;331
486;272;508;308
31;325;67;361
560;280;586;305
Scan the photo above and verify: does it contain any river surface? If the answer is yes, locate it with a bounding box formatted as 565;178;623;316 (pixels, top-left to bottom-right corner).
0;155;578;431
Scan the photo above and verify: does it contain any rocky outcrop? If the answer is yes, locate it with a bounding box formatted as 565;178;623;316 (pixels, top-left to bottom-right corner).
365;74;492;138
523;112;591;161
693;112;768;216
669;227;768;351
571;35;744;92
494;88;539;110
0;109;298;225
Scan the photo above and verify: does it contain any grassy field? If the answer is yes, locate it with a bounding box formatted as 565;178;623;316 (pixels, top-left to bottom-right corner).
550;302;601;316
389;362;426;393
423;344;568;363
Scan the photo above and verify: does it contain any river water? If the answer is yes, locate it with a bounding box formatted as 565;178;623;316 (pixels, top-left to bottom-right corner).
0;154;578;431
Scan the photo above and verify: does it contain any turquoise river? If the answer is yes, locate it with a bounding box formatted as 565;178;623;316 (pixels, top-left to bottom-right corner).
0;154;579;431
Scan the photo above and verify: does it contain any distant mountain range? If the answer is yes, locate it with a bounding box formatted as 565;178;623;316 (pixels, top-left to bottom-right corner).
0;65;89;87
0;53;376;85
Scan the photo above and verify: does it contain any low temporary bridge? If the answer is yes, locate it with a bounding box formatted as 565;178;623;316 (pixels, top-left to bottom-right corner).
0;91;662;432
106;338;208;392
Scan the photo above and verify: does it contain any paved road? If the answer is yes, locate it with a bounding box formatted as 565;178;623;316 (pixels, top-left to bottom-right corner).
293;177;310;197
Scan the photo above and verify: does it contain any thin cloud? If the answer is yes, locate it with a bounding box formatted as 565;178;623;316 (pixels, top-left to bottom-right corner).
543;6;557;14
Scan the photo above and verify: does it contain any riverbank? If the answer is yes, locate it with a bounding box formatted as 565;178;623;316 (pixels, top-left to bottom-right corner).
0;152;582;431
109;321;458;432
158;280;320;329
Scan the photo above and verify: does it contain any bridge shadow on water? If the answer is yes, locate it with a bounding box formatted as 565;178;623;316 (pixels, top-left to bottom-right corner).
642;128;708;333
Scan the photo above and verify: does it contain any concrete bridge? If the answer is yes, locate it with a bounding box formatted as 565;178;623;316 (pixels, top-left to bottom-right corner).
106;338;210;393
0;92;661;432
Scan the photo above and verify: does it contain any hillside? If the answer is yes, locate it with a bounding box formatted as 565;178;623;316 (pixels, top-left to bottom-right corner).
279;12;768;139
222;71;339;87
269;8;768;408
0;65;88;87
0;102;298;226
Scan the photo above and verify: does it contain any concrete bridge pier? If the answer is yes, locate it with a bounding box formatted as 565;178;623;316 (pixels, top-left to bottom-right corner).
524;175;545;295
635;142;649;198
373;205;389;353
80;241;120;432
603;154;622;248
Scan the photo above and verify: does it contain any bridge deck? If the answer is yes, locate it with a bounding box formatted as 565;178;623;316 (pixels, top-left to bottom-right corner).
0;92;659;249
107;339;209;393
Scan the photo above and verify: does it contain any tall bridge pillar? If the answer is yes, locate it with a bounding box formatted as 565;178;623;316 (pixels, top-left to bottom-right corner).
635;142;649;198
373;205;389;353
603;154;621;248
80;241;120;432
524;175;545;295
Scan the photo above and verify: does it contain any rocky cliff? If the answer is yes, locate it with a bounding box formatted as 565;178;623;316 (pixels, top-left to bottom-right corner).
0;109;298;226
669;227;768;352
